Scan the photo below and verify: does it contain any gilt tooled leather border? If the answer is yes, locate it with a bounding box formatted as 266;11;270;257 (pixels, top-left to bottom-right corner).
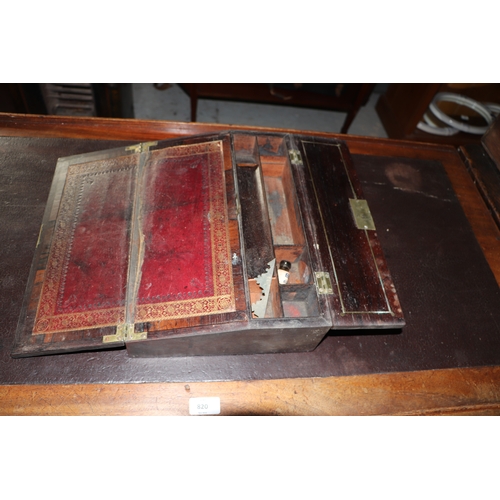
135;141;235;322
33;155;137;334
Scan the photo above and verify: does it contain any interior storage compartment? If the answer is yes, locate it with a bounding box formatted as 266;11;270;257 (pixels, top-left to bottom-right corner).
261;155;305;246
234;133;319;320
233;133;260;165
281;285;320;318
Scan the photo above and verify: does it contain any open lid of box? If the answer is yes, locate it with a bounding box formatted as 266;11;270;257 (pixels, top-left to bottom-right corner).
287;135;404;329
12;133;248;357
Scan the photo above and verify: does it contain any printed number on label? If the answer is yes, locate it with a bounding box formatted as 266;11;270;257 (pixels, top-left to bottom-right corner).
189;397;221;415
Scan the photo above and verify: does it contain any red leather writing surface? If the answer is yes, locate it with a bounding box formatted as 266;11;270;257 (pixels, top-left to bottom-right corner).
33;141;234;334
135;142;234;322
34;155;137;333
139;151;214;299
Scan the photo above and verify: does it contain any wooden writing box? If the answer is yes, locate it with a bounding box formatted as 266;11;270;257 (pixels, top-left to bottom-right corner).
12;132;404;358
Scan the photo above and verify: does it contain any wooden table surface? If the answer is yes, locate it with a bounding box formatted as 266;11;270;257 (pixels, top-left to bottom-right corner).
1;112;500;416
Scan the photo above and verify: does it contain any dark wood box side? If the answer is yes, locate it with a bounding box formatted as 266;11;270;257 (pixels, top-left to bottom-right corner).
291;135;404;329
127;320;329;357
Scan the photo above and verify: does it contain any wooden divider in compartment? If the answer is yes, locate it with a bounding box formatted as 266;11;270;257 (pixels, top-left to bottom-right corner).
258;138;320;318
260;153;304;246
235;133;319;320
281;284;321;318
259;148;313;286
233;133;260;165
234;134;282;319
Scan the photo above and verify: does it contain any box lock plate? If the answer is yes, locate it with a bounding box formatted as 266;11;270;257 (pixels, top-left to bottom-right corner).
349;198;376;231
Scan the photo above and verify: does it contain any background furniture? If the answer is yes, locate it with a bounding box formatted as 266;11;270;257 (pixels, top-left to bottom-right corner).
179;83;375;134
0;83;134;118
376;83;500;145
1;113;500;415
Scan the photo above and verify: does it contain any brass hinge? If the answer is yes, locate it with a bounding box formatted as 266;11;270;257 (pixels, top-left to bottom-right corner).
349;198;376;231
125;141;158;154
103;324;147;344
315;272;333;295
289;149;303;165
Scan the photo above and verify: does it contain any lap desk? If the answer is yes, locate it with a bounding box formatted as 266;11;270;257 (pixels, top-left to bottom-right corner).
2;131;500;386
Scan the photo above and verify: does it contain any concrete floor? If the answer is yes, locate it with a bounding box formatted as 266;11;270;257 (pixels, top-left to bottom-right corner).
132;83;388;138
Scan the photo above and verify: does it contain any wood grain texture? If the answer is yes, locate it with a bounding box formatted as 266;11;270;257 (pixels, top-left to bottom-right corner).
2;366;500;415
1;113;454;146
0;112;249;140
296;137;404;328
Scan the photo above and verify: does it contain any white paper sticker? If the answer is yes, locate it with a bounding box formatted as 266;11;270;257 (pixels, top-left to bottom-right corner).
189;397;221;415
278;269;289;285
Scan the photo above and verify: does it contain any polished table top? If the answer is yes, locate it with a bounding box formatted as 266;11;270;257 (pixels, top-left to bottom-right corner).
1;113;500;415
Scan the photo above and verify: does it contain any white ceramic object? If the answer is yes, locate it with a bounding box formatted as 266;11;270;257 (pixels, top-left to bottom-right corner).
417;111;460;136
429;92;493;135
